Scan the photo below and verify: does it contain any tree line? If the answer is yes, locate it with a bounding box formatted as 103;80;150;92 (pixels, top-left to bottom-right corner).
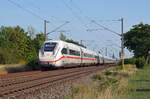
0;26;84;65
0;26;45;64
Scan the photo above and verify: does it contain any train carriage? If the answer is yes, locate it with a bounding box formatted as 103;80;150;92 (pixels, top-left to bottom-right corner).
39;40;116;69
98;54;104;64
81;47;98;66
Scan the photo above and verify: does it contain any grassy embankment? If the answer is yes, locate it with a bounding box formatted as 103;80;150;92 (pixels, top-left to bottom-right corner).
65;65;150;99
0;64;33;75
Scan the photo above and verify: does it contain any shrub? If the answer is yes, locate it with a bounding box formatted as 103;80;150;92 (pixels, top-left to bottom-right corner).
0;52;5;64
113;66;122;71
104;70;112;76
125;58;136;64
98;77;118;91
135;57;146;69
120;72;129;77
27;57;39;70
107;77;118;84
118;58;136;65
92;74;101;81
0;48;19;64
71;85;80;98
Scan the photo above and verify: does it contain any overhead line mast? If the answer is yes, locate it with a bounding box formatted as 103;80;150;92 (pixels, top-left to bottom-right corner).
44;20;50;41
121;18;124;69
91;18;124;69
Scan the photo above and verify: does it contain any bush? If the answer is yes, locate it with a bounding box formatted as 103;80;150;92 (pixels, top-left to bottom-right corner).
125;58;136;64
0;53;5;64
98;77;118;91
71;84;80;98
113;66;122;71
0;48;19;64
118;58;136;65
27;57;39;70
135;57;146;69
104;70;112;76
92;74;102;81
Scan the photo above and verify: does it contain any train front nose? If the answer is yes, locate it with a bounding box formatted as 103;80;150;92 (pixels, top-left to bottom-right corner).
39;42;57;66
39;52;55;66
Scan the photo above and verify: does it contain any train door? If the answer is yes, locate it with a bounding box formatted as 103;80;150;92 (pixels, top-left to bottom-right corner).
61;47;68;67
103;57;105;65
80;48;83;66
97;56;100;65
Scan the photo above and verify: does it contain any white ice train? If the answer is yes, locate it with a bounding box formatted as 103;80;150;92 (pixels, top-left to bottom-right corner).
39;40;116;69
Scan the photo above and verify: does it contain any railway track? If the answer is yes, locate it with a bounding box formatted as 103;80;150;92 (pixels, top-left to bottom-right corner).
0;65;113;98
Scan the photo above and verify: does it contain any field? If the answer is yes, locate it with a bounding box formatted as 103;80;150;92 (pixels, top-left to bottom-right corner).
127;65;150;99
65;65;150;99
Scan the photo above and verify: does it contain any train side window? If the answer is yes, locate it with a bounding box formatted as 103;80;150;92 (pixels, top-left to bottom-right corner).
84;53;87;57
84;53;94;58
76;51;80;56
69;49;80;56
69;49;75;55
61;48;67;54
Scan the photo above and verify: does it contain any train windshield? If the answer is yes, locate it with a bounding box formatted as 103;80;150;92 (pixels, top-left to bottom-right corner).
44;42;57;52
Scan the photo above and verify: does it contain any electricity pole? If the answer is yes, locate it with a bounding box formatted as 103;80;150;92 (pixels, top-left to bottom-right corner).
105;48;107;56
121;17;124;68
80;40;83;45
44;20;49;41
90;18;125;68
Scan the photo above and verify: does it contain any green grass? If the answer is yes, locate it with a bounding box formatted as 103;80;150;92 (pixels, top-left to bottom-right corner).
127;65;150;99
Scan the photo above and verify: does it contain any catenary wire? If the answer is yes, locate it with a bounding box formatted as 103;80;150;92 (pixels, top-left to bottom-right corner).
7;0;44;21
60;0;89;29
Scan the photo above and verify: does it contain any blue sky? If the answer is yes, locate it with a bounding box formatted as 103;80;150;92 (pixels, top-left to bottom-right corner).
0;0;150;58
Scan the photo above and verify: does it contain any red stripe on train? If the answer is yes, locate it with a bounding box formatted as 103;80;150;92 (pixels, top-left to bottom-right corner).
40;56;96;63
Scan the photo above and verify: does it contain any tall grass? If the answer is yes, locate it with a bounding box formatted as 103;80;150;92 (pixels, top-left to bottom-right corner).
66;65;137;99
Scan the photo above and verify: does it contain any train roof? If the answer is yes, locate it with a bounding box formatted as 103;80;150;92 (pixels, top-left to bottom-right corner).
97;53;116;60
103;55;116;60
45;40;97;54
98;54;103;57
